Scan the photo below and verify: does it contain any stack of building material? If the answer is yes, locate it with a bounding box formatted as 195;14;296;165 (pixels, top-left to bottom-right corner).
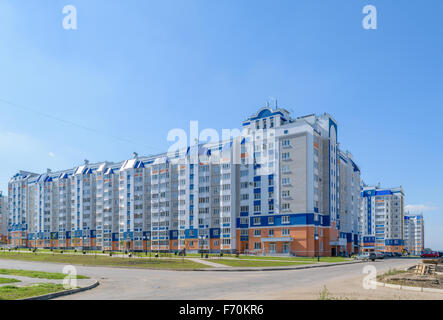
415;263;436;276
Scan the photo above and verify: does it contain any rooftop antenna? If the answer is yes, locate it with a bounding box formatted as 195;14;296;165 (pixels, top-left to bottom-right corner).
275;99;278;108
84;159;89;165
266;101;270;108
133;152;138;159
47;168;51;174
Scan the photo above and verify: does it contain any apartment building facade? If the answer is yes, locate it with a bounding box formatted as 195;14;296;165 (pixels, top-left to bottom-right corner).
404;213;424;256
360;186;405;253
338;151;361;254
0;191;7;243
8;106;361;256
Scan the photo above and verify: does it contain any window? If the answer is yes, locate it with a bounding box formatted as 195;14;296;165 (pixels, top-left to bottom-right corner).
282;139;291;147
282;229;290;236
268;229;274;236
282;216;290;224
254;242;261;250
253;217;261;225
253;229;261;237
268;216;274;224
282;152;290;160
282;178;290;185
282;203;290;211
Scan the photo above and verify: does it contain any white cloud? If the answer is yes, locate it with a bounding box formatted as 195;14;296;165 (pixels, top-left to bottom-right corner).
405;204;439;213
48;152;55;158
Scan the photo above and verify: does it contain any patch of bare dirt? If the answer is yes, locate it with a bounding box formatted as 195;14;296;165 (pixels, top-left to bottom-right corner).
381;272;443;289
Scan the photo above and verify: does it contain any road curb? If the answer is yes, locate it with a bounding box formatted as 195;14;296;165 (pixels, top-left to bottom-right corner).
22;280;99;300
376;281;443;294
182;260;365;272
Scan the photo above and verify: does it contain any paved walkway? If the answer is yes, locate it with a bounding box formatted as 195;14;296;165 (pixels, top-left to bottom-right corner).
188;258;229;268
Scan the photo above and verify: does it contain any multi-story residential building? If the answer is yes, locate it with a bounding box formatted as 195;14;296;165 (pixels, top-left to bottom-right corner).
0;191;8;243
404;213;424;256
7;106;361;256
338;151;361;254
360;186;405;254
241;108;352;257
8;170;38;247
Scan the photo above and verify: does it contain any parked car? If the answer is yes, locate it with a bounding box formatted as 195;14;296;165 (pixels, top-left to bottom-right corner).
375;252;385;259
354;253;368;261
355;252;376;261
438;252;443;258
421;251;439;258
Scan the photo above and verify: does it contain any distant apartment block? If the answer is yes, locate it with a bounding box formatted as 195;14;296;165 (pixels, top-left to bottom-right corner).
338;151;361;254
8;106;362;256
360;186;405;253
0;191;7;243
404;213;424;256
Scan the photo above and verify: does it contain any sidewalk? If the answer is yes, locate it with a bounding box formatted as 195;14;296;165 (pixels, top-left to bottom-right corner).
188;258;230;268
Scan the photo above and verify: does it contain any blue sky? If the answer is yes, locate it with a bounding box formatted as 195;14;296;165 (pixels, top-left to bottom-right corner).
0;0;441;249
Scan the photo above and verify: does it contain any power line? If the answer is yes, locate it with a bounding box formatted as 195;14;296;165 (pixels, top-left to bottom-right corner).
0;97;164;153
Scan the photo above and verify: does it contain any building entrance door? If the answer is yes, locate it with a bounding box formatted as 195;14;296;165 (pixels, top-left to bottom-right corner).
269;243;276;253
283;243;290;253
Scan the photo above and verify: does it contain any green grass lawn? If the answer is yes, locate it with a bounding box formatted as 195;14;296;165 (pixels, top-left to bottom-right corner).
0;252;210;269
211;255;351;263
168;253;350;263
213;259;311;268
0;283;66;300
0;277;21;284
0;268;89;280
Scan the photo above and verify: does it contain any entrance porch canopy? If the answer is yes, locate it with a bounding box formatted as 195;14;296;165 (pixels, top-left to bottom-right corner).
261;237;293;242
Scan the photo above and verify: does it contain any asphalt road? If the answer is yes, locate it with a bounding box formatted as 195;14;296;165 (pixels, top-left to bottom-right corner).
0;258;440;300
